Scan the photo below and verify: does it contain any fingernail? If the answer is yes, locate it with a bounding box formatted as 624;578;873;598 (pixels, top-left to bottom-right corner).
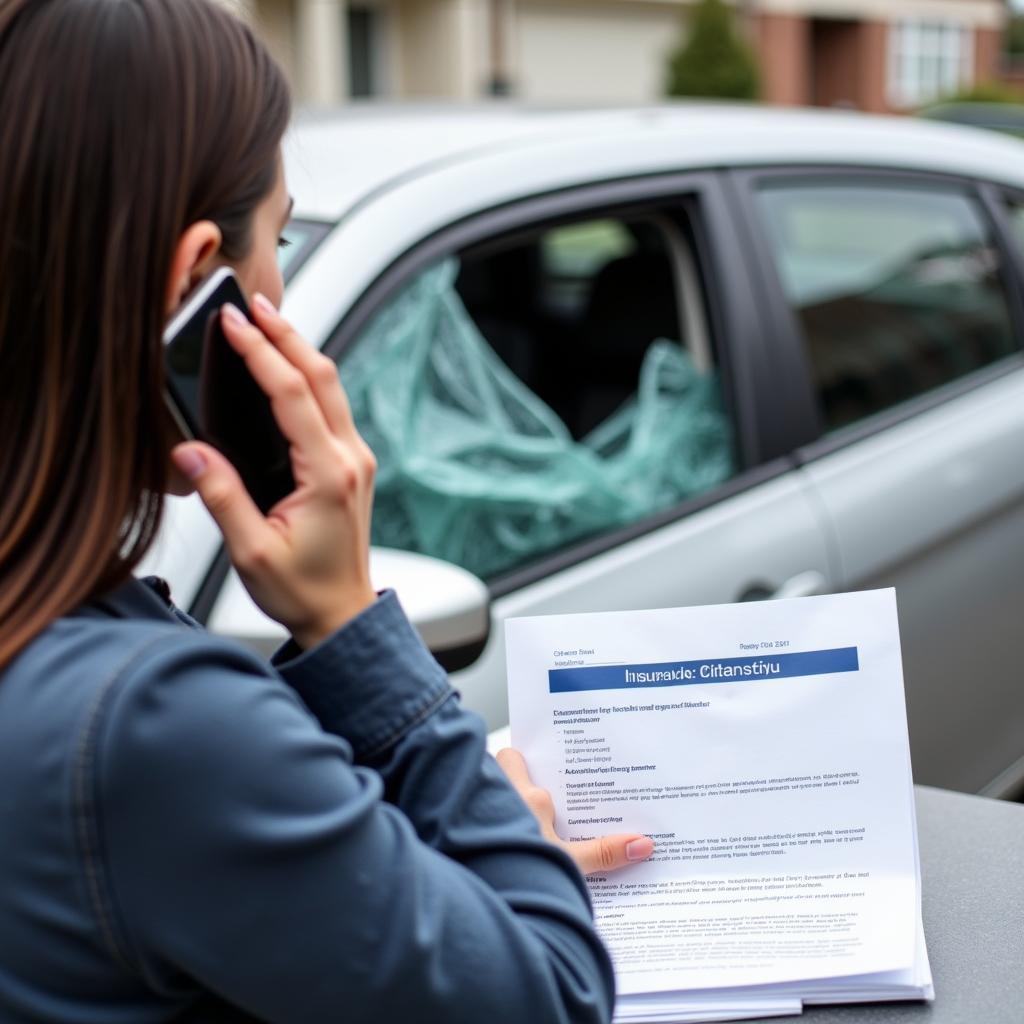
221;302;248;327
173;447;206;480
626;837;654;862
252;292;276;315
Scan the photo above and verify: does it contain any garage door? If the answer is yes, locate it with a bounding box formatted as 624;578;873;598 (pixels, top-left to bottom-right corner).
516;0;683;102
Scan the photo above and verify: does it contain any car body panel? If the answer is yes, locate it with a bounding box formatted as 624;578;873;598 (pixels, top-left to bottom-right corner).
798;364;1024;792
456;467;833;731
285;105;1024;223
136;495;220;609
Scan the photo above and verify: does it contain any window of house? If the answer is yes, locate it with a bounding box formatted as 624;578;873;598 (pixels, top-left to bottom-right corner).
336;209;738;580
348;4;387;98
888;20;973;109
755;182;1016;430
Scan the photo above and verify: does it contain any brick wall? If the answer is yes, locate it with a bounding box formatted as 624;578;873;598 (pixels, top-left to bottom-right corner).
976;27;1003;85
756;13;810;105
857;21;889;112
756;13;890;112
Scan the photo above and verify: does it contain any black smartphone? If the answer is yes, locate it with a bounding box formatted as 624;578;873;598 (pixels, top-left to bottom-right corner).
163;267;295;513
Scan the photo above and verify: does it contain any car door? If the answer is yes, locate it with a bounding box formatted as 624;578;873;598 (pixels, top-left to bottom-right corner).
327;173;834;732
733;168;1024;796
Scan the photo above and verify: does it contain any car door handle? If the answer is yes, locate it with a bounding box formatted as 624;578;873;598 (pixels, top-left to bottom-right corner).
771;570;827;600
739;571;827;603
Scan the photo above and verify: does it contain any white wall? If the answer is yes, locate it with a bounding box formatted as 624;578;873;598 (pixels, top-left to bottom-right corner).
250;0;297;89
394;0;488;98
251;0;686;105
514;0;685;102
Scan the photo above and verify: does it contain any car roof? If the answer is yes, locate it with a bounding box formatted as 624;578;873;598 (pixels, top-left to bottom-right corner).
284;102;1024;222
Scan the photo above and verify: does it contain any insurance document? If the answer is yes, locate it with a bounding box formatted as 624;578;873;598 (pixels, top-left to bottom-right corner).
506;589;924;1001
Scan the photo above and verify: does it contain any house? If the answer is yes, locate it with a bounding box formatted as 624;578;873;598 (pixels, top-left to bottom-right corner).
240;0;1005;113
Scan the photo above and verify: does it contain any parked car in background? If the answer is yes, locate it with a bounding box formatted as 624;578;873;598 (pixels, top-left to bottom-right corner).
921;101;1024;139
143;104;1024;798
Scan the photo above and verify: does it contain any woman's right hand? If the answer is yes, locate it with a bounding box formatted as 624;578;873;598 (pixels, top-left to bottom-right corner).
171;294;378;650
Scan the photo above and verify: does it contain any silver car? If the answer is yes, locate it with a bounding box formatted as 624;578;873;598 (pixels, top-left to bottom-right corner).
145;104;1024;798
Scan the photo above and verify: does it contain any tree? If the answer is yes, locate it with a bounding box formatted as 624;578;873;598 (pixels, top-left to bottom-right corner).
665;0;759;101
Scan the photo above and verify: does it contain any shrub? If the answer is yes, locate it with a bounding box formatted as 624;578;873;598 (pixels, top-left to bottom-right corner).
665;0;759;101
930;81;1024;105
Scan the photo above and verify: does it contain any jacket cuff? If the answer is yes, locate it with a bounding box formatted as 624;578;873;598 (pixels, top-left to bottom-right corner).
272;590;454;760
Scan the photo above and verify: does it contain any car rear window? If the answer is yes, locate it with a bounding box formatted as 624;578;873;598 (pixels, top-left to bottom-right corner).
755;181;1017;430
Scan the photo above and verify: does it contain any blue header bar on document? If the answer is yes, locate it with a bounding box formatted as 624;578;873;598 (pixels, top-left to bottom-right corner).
548;647;860;694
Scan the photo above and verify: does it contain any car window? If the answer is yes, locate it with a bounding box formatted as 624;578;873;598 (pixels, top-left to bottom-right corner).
338;209;739;581
755;182;1017;431
278;218;331;283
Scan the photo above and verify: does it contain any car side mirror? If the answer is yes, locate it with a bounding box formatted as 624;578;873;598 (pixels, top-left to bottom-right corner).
207;547;491;671
369;548;491;671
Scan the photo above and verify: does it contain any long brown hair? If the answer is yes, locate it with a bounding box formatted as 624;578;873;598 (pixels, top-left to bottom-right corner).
0;0;290;667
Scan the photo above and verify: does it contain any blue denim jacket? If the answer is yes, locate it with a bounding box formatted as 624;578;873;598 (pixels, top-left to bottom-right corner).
0;577;614;1023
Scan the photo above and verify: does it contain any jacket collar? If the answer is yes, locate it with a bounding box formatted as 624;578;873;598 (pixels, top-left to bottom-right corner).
84;575;180;623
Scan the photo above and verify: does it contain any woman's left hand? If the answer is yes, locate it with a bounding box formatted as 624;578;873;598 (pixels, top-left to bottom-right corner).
496;748;654;875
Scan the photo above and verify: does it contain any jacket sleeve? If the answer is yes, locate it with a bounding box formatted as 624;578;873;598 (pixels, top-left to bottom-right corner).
92;592;615;1024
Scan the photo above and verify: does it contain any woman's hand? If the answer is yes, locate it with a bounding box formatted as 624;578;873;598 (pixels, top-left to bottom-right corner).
496;748;654;875
171;295;377;649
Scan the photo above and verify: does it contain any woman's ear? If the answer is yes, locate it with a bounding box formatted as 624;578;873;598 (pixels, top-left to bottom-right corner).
164;220;224;316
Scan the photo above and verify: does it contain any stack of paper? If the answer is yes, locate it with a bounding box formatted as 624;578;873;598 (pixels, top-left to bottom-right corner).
506;589;933;1023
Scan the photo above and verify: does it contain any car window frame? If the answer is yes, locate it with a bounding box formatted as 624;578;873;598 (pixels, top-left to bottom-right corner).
321;171;809;598
728;165;1024;465
986;182;1024;282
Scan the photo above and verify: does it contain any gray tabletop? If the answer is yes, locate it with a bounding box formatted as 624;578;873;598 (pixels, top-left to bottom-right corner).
794;786;1024;1022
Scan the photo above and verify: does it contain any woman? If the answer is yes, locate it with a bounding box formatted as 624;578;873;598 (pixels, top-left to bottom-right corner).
0;1;650;1021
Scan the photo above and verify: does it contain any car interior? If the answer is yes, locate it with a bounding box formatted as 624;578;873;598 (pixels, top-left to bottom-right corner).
454;212;705;439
